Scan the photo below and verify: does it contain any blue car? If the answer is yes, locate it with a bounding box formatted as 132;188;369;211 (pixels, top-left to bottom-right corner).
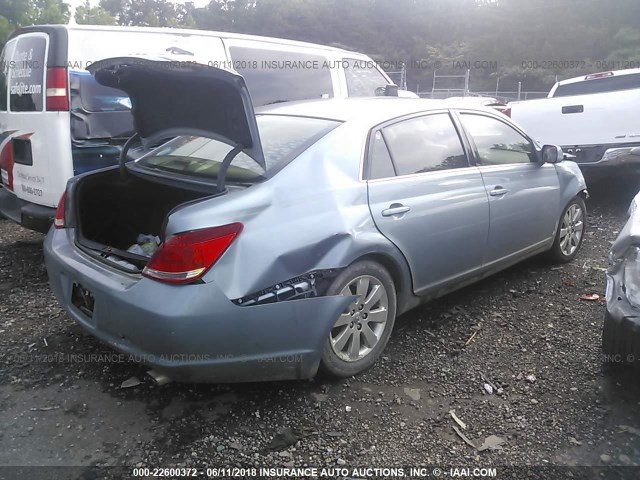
44;58;588;382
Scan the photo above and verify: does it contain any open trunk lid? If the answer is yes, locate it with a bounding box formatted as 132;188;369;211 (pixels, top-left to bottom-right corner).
74;57;266;274
87;57;265;169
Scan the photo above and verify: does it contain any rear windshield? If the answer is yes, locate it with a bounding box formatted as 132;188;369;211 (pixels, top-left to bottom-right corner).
553;73;640;97
137;115;340;182
71;71;131;112
8;35;46;112
70;71;134;141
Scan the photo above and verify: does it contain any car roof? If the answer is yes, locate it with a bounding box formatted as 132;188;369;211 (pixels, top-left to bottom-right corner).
446;96;504;105
256;97;497;123
18;24;368;57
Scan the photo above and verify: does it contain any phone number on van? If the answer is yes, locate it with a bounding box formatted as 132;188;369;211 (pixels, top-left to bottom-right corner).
21;184;43;197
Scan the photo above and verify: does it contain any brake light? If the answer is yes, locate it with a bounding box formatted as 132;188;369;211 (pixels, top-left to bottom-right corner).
142;223;243;284
502;107;511;117
0;139;14;190
585;71;613;80
46;67;69;111
54;192;67;229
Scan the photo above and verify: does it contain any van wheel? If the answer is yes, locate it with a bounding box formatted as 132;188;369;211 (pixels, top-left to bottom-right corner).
548;196;586;263
319;261;396;378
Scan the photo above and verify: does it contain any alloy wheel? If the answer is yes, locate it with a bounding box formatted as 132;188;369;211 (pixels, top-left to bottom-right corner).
559;203;584;256
329;275;389;362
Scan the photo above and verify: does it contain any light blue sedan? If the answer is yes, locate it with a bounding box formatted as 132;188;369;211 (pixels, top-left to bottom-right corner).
44;58;587;382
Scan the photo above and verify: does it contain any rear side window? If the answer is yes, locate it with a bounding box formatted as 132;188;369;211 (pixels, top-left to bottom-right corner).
368;131;396;179
9;35;46;112
344;58;389;97
229;46;333;106
381;113;469;176
553;74;640;97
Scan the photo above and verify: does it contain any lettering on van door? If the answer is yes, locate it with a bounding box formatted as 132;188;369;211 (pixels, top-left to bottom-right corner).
8;36;46;112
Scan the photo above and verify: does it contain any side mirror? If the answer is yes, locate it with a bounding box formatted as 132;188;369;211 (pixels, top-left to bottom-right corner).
541;144;564;164
375;85;399;97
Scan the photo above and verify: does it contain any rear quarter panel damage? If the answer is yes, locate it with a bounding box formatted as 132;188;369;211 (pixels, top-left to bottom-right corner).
163;123;414;307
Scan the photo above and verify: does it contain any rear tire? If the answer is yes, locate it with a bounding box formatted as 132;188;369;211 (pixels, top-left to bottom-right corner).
602;313;640;369
548;195;586;263
319;261;396;378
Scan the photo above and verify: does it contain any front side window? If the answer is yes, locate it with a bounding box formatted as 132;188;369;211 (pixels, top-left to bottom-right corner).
344;58;389;97
229;46;333;106
9;35;46;112
381;113;469;176
460;114;535;166
138;115;340;182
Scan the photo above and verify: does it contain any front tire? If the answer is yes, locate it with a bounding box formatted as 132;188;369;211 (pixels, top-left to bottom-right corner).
549;195;586;263
319;261;396;378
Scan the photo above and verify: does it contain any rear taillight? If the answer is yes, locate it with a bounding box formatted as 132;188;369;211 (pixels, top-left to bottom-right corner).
54;192;67;229
502;107;511;117
142;223;243;284
0;139;14;191
46;67;69;111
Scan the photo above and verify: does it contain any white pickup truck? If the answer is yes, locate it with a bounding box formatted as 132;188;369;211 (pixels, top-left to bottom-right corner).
510;69;640;180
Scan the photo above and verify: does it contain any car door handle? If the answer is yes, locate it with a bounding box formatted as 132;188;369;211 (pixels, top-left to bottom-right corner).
562;105;584;114
490;187;509;197
382;204;411;217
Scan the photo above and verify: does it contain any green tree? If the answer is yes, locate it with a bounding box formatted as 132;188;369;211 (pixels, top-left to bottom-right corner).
0;0;69;51
25;0;70;24
75;0;116;24
99;0;195;27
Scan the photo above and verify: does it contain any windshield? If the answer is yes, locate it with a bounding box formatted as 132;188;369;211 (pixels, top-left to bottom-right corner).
136;115;341;182
344;58;391;96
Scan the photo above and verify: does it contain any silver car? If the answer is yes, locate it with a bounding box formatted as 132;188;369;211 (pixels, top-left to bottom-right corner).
44;58;588;382
604;191;640;367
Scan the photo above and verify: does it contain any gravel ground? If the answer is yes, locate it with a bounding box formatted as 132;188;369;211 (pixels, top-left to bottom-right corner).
0;179;639;479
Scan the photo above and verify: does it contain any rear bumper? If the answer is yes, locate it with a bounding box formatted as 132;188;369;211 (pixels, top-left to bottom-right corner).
44;228;352;383
565;145;640;179
0;188;55;233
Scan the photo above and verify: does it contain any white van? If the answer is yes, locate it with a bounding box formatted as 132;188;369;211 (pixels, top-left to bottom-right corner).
0;24;411;232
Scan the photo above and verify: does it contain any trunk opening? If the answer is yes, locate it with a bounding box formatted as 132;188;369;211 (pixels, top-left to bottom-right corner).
75;169;212;272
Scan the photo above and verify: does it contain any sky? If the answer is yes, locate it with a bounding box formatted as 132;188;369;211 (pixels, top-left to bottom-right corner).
66;0;213;12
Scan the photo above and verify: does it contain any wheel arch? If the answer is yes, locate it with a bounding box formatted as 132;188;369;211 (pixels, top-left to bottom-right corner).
349;251;419;316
